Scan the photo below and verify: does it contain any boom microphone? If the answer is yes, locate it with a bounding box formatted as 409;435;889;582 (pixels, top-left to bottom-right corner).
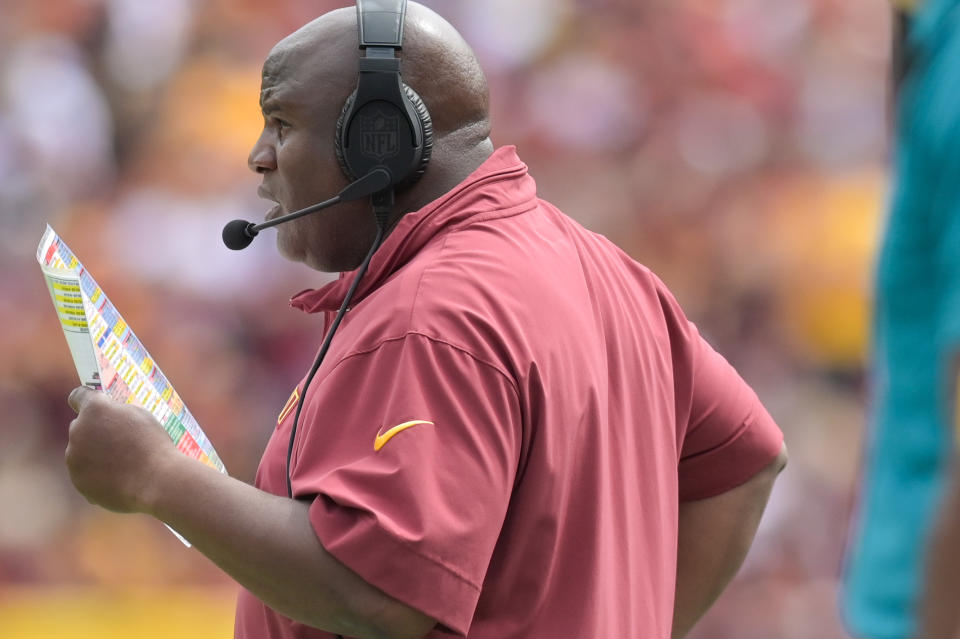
222;168;393;250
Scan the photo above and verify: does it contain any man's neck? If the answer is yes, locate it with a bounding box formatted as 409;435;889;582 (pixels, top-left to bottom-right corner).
393;136;495;221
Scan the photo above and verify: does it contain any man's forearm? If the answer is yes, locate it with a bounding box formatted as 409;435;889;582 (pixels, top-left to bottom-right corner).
145;454;434;639
916;476;960;639
672;444;787;639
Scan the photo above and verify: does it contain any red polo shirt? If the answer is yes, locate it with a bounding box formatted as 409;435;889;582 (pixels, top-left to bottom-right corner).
235;146;783;638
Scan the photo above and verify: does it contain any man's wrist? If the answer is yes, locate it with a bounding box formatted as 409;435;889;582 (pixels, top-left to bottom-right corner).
138;448;189;519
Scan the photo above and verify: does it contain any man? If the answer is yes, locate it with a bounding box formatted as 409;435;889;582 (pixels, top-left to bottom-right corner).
840;1;960;637
64;3;786;638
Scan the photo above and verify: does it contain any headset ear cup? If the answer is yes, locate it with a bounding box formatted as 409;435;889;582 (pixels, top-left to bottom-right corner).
335;84;433;187
335;89;358;181
402;83;433;187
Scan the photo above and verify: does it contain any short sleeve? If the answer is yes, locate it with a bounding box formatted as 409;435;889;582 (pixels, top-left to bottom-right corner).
289;333;521;636
660;288;783;501
676;331;782;501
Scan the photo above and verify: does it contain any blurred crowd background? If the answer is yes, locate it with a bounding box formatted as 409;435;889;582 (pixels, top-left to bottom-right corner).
0;0;891;637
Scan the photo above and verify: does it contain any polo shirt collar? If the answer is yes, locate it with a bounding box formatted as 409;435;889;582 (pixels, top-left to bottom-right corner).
290;145;536;314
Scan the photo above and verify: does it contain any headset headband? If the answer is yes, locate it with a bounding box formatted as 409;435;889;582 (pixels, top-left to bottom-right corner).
357;0;407;50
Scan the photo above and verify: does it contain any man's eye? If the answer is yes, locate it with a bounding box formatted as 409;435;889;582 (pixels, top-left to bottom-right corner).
275;119;290;140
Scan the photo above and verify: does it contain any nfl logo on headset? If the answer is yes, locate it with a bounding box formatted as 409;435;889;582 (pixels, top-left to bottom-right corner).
360;110;400;160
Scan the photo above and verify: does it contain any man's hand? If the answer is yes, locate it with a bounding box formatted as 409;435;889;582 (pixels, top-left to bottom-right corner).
65;386;178;513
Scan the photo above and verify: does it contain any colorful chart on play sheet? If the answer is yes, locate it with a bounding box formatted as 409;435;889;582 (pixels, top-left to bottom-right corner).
37;225;227;476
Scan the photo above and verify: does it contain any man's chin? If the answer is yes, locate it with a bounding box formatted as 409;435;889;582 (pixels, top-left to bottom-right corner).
275;234;303;264
275;235;329;272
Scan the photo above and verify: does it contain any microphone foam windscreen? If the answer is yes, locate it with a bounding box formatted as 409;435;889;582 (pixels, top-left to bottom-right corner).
222;219;257;250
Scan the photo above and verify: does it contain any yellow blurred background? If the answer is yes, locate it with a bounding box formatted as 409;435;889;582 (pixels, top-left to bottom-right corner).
0;587;235;639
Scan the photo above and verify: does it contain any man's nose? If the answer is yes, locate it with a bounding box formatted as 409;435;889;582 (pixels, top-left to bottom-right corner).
248;132;277;173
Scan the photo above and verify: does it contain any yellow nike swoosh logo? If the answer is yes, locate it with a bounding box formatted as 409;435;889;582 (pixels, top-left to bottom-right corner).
374;420;434;451
277;387;300;425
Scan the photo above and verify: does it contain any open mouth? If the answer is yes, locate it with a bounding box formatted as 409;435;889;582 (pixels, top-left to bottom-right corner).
258;186;282;221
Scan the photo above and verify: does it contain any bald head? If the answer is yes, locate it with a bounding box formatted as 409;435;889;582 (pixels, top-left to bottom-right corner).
249;2;494;272
262;2;490;141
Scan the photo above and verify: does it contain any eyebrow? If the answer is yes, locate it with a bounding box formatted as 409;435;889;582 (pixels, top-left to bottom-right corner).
260;85;312;121
259;83;276;112
260;88;293;117
260;99;279;116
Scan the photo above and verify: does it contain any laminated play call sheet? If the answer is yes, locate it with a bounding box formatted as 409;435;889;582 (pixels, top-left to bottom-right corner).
37;225;226;545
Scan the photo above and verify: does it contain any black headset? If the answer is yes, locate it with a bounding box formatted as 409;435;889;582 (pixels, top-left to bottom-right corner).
285;0;432;500
335;0;433;191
